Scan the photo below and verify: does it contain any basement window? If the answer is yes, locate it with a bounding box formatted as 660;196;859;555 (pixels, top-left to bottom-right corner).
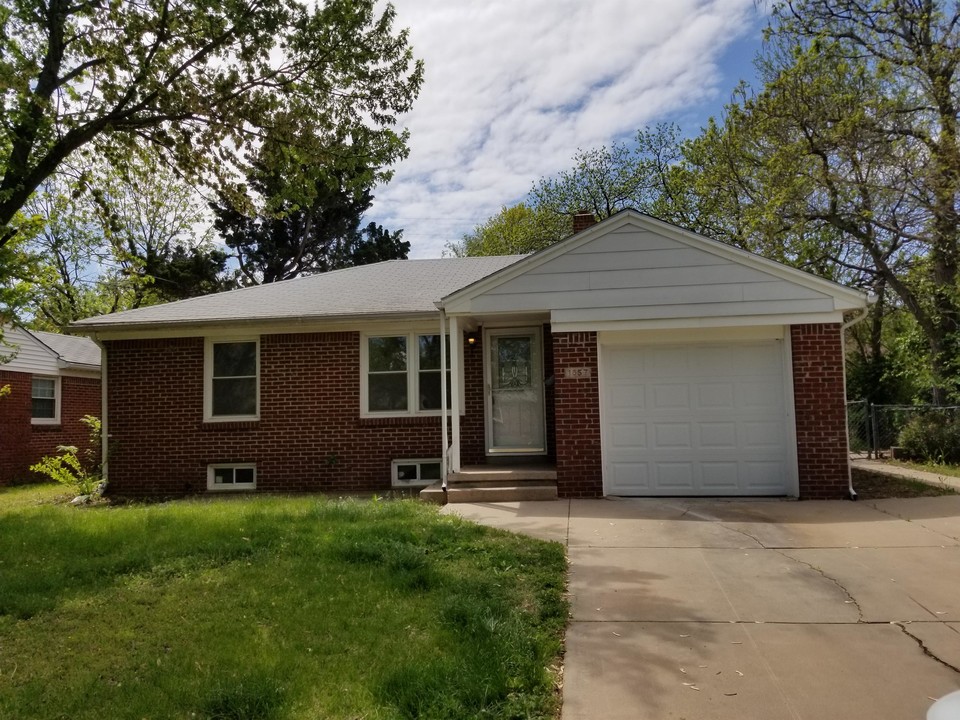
392;459;442;488
207;464;256;491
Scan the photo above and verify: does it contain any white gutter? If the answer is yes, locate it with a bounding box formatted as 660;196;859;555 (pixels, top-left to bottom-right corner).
840;306;872;500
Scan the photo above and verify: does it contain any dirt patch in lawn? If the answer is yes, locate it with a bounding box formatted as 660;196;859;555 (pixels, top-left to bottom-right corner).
851;469;958;500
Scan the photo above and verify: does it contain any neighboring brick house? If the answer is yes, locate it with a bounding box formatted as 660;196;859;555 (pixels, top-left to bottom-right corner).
0;326;101;485
72;211;870;500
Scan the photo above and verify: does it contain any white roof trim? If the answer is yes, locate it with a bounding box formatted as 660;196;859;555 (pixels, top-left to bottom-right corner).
440;210;871;313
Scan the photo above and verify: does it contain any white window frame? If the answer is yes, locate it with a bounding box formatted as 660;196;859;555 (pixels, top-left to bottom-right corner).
360;331;461;417
31;375;60;425
204;337;260;422
391;458;442;487
207;463;257;491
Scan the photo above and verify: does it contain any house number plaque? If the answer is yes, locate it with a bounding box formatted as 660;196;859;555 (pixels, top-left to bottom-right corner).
564;367;592;379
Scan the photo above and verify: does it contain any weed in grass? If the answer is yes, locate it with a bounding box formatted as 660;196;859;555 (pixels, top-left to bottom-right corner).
201;675;286;720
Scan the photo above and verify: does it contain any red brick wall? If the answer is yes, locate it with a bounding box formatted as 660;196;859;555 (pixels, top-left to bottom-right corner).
552;331;603;497
460;331;485;465
104;333;466;497
791;323;850;499
0;370;101;485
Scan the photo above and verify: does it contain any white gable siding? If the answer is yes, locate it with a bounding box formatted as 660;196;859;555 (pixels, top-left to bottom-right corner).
464;227;838;321
1;327;59;374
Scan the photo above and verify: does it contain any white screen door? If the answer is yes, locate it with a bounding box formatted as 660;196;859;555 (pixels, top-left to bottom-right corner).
486;328;546;454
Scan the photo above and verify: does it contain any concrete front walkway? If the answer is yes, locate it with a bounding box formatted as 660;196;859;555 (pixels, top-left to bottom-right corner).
442;497;960;720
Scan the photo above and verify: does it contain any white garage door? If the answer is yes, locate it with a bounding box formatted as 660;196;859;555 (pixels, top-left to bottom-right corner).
601;340;791;496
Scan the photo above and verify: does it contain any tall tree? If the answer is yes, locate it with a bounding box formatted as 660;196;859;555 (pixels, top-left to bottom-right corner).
455;125;684;258
448;203;569;257
23;160;233;330
530;124;683;221
663;2;960;400
0;0;423;251
212;154;408;284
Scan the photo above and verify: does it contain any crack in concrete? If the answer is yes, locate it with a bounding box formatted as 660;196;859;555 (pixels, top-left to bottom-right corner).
776;550;865;623
862;501;960;544
896;622;960;675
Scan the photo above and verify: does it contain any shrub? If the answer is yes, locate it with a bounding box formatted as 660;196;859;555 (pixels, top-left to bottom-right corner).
897;412;960;464
30;415;104;496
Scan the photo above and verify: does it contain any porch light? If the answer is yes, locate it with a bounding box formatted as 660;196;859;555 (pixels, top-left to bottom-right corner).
466;332;479;346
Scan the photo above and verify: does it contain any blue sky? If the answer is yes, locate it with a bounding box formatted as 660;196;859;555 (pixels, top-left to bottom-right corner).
368;1;768;258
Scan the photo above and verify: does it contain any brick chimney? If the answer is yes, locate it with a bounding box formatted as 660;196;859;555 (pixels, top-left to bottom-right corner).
572;210;597;234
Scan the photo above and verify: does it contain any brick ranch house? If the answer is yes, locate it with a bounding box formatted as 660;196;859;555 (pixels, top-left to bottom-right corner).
0;326;102;485
72;211;870;500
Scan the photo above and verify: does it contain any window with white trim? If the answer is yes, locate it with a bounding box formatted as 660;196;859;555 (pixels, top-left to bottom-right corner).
207;464;256;490
392;459;442;487
205;339;259;421
362;333;451;416
31;376;59;423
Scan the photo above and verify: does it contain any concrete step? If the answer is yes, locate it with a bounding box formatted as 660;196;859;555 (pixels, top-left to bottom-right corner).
419;481;558;504
449;467;558;483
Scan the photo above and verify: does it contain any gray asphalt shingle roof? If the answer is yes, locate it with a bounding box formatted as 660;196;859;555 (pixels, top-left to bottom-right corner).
30;329;101;367
72;257;524;330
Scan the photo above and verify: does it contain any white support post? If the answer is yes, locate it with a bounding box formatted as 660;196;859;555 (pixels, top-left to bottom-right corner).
439;310;449;487
449;315;462;473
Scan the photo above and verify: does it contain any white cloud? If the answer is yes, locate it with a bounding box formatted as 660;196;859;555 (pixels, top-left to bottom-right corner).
370;0;762;258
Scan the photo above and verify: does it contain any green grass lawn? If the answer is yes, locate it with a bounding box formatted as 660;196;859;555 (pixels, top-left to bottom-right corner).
0;485;567;720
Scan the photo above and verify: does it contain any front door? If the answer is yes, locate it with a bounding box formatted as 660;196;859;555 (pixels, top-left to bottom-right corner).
486;328;546;454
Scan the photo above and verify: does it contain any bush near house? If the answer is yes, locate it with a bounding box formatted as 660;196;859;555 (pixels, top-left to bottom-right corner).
897;412;960;464
0;488;567;720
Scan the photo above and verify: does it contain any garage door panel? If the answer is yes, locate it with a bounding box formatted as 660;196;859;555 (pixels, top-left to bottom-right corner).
697;383;735;408
653;422;692;449
652;383;690;409
607;381;645;410
701;462;740;490
742;461;788;491
646;347;690;374
610;463;650;491
698;422;737;449
611;423;647;448
602;339;791;496
655;462;695;489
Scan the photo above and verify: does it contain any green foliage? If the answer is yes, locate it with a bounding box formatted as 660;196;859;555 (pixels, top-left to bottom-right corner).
0;0;423;254
0;494;566;720
456;124;684;258
211;145;408;283
531;124;682;220
670;1;960;401
22;162;235;329
449;203;569;257
898;412;960;464
30;416;102;496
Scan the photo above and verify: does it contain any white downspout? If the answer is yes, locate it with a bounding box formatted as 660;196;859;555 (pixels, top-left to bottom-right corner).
439;309;449;491
841;306;871;500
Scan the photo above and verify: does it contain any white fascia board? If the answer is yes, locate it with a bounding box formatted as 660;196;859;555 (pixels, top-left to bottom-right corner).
550;311;846;333
72;312;442;341
440;210;871;313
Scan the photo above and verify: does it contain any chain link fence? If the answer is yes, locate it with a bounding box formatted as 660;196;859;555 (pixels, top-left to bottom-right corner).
846;400;960;458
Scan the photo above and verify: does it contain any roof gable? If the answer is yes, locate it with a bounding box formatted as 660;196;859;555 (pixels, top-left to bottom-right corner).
441;211;869;323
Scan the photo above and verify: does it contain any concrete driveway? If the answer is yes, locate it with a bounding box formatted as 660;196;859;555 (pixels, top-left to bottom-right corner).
443;497;960;720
